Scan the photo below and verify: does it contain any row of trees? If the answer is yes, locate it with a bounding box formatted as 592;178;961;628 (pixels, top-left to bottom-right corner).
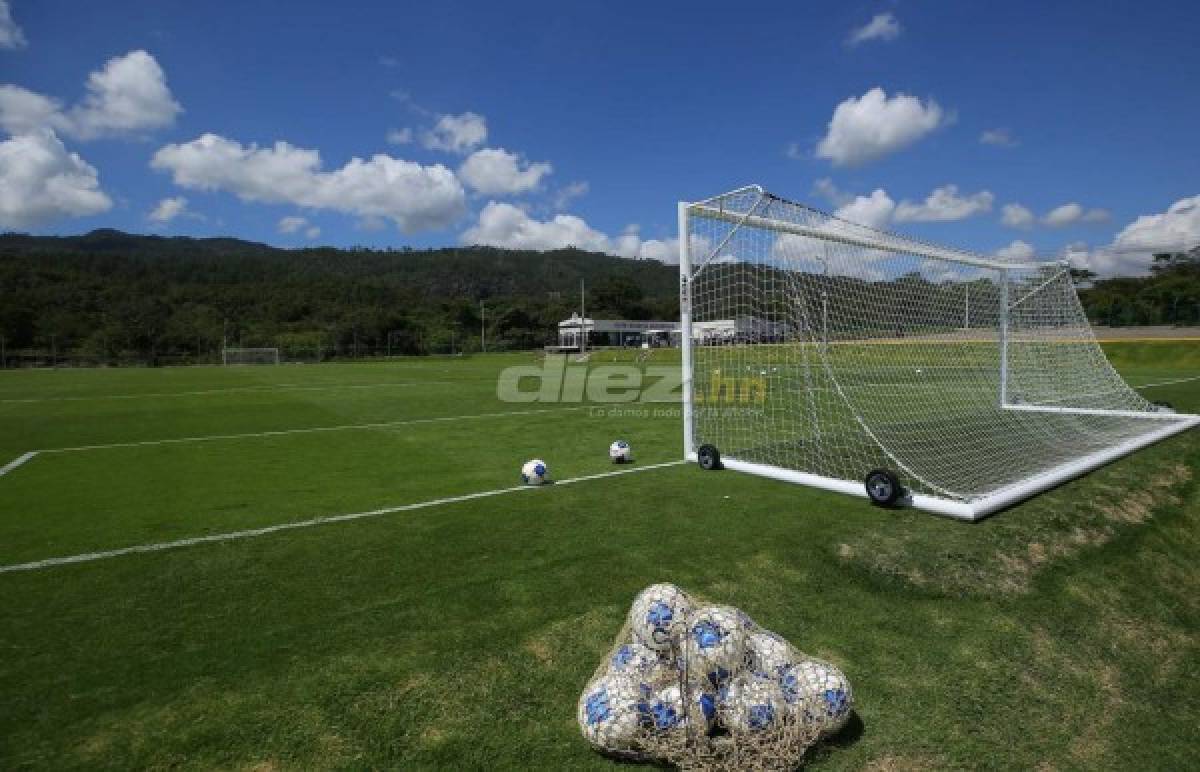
1075;248;1200;326
0;230;679;365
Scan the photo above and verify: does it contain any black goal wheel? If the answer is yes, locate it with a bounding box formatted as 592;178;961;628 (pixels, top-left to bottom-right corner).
864;468;904;506
697;444;722;471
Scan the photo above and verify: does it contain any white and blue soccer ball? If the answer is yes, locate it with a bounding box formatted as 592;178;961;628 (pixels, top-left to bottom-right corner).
609;439;633;463
720;672;783;733
577;674;644;751
637;683;685;733
778;659;853;734
629;583;694;653
684;605;748;675
607;642;661;678
520;458;549;485
746;629;795;676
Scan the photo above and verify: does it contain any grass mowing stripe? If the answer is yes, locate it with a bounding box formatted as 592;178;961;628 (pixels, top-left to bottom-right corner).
36;406;588;453
0;460;685;573
0;451;37;477
0;380;459;403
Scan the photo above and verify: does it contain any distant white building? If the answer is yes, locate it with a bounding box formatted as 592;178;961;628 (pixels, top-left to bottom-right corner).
555;313;679;350
553;313;791;350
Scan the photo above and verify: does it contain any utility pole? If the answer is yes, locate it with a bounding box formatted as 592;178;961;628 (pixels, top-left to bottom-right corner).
580;278;587;356
480;300;486;353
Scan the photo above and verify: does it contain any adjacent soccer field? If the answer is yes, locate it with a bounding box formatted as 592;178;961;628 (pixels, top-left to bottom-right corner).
2;344;1199;769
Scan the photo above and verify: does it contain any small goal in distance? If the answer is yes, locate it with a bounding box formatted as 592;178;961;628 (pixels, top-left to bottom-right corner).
678;185;1199;520
222;347;280;366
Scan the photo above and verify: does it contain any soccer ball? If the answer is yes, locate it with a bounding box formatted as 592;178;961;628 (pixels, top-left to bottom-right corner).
637;683;685;732
629;583;693;653
520;458;549;485
719;672;783;733
608;642;662;679
609;439;633;463
746;629;795;676
684;605;748;676
578;674;645;751
684;682;720;731
778;659;853;734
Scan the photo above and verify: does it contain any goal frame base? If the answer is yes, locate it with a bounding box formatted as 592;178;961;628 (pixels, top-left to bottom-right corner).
687;411;1200;521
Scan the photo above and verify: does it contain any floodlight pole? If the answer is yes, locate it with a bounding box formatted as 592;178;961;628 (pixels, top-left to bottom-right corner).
678;202;694;458
480;300;486;353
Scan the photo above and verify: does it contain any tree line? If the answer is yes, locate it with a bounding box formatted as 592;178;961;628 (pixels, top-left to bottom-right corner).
0;230;679;365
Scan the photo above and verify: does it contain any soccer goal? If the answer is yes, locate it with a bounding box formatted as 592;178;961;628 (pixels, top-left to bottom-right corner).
679;185;1199;520
222;347;280;365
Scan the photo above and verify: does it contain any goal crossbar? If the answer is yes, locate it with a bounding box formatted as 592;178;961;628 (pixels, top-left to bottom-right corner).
679;185;1199;520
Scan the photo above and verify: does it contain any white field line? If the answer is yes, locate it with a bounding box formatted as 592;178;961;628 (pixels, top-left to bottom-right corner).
0;380;458;404
37;406;589;454
0;460;685;574
1133;374;1200;390
0;451;37;477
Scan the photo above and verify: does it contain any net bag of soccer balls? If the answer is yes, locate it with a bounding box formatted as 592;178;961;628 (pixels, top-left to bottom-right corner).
577;583;853;770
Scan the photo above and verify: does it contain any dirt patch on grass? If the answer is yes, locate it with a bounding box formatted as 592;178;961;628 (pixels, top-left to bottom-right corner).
522;606;616;667
863;753;945;771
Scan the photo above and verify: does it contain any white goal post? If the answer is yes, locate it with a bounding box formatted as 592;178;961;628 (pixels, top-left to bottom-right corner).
678;185;1199;520
222;347;280;366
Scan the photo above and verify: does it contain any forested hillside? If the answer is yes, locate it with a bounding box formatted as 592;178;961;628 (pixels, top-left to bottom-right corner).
0;231;679;364
1;231;1195;366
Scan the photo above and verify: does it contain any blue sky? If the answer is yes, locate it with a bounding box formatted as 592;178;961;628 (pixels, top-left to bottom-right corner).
1;0;1198;275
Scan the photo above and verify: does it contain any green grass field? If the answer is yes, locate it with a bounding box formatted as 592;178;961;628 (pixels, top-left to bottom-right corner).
2;344;1199;769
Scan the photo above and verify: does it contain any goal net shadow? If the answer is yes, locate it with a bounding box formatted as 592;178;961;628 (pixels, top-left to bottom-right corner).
680;186;1199;520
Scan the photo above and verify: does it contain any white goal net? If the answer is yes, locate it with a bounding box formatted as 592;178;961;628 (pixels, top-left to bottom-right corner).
679;186;1199;519
222;347;280;366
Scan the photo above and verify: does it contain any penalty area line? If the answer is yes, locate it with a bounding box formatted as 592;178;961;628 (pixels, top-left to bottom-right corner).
0;460;686;574
0;451;38;477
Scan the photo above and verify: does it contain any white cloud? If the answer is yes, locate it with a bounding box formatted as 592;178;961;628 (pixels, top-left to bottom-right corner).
278;215;321;240
462;201;609;252
0;0;26;50
386;127;413;145
461;202;681;262
833;188;895;229
995;239;1035;260
457;147;552;195
894;184;994;222
1067;195;1200;276
421;112;487;154
847;12;901;46
0;130;112;228
1042;202;1110;226
1112;195;1200;255
1001;202;1034;229
0;85;62;135
1042;202;1083;227
553;180;589;211
278;215;308;234
67;50;182;139
812;177;852;208
815;87;948;166
148;195;187;223
0;50;181;140
980;128;1017;147
152;133;466;233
